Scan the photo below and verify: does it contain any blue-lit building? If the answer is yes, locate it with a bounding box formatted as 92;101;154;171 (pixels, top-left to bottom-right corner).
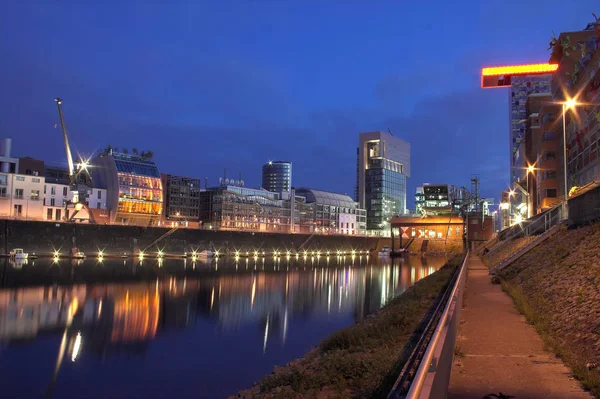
91;151;163;225
356;131;410;232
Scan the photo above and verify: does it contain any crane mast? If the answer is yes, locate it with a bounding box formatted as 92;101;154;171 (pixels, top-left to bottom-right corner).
54;98;75;179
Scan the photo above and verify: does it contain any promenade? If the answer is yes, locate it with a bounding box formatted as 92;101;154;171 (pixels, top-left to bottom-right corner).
448;255;591;399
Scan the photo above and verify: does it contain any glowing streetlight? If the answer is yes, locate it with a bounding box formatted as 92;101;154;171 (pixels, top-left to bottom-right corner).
561;96;581;218
527;164;535;174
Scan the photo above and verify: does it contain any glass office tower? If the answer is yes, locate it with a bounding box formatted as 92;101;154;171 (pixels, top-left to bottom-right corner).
356;131;410;232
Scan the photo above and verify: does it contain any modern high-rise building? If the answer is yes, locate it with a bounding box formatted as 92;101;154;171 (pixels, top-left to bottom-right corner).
261;161;292;194
356;131;410;232
509;75;552;187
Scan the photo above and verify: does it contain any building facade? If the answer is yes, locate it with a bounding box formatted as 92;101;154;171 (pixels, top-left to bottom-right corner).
43;166;107;222
200;185;289;232
0;173;44;220
525;94;562;215
262;161;292;194
295;188;366;235
509;75;553;187
161;174;200;227
356;131;410;232
550;21;600;195
91;152;163;226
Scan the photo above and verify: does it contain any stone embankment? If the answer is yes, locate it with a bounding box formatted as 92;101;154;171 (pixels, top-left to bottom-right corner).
231;254;465;399
0;220;384;256
497;222;600;397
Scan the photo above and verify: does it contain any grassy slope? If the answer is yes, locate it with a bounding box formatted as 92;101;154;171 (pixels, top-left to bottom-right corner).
233;254;464;399
497;223;600;397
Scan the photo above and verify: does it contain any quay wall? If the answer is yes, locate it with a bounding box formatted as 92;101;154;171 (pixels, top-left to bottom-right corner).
400;237;464;256
0;220;388;256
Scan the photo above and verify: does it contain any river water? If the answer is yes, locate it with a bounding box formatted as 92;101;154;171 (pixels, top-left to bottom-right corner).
0;254;448;399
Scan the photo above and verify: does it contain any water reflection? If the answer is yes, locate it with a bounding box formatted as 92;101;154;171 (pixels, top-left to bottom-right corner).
0;255;447;399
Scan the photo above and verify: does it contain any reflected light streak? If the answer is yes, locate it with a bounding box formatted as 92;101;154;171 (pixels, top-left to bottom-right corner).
282;308;288;345
251;278;256;311
71;331;82;362
263;315;270;354
210;287;215;311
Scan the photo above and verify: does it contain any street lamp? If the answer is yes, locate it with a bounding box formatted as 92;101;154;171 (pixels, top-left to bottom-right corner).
561;97;581;219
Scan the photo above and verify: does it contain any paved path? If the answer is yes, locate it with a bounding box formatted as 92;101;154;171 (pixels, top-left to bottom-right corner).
448;255;591;399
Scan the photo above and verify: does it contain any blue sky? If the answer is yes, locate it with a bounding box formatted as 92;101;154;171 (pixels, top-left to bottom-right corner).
1;1;598;207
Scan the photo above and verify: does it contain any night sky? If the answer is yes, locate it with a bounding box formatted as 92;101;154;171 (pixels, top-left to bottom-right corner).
1;1;597;208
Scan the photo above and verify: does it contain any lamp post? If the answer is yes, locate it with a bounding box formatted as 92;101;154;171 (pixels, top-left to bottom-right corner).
561;98;580;220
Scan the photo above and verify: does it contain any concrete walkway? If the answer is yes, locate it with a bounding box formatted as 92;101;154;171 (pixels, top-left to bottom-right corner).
448;255;591;399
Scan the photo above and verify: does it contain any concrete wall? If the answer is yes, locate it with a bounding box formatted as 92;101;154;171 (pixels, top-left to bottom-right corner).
0;220;384;255
400;237;463;256
569;185;600;226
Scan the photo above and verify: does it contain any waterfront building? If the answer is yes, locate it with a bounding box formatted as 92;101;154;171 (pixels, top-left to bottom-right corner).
43;166;107;222
161;174;200;227
200;185;290;232
91;151;163;226
295;188;366;235
356;131;410;233
550;20;600;195
0;172;44;220
262;161;292;194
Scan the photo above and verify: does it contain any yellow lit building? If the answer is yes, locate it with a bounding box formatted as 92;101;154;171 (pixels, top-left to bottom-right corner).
92;151;163;226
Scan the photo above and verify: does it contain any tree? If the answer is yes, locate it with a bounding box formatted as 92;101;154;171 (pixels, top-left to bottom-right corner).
132;148;139;155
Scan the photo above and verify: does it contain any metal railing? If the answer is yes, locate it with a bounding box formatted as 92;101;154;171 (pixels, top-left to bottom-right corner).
487;204;564;272
389;251;469;399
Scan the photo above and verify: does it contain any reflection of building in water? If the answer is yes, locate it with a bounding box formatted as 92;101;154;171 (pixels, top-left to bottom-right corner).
0;286;86;342
110;289;160;342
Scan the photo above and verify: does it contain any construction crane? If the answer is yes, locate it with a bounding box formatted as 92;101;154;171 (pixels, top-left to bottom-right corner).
53;98;94;222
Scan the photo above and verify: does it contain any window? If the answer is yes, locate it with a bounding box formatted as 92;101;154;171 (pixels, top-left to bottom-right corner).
0;175;7;186
50;198;55;207
31;190;40;201
43;198;46;206
14;189;23;199
97;202;102;209
63;187;68;196
55;209;61;221
32;178;40;183
546;189;557;198
16;176;25;182
97;190;102;199
0;187;5;197
542;131;556;141
47;208;53;220
51;186;56;195
13;204;22;216
546;171;557;179
44;185;47;194
544;151;557;160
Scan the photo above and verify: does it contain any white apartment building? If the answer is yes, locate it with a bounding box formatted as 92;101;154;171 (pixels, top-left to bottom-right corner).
43;182;107;222
0;173;45;220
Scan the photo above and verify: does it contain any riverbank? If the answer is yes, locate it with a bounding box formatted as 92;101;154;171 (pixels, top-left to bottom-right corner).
496;222;600;397
231;254;464;399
